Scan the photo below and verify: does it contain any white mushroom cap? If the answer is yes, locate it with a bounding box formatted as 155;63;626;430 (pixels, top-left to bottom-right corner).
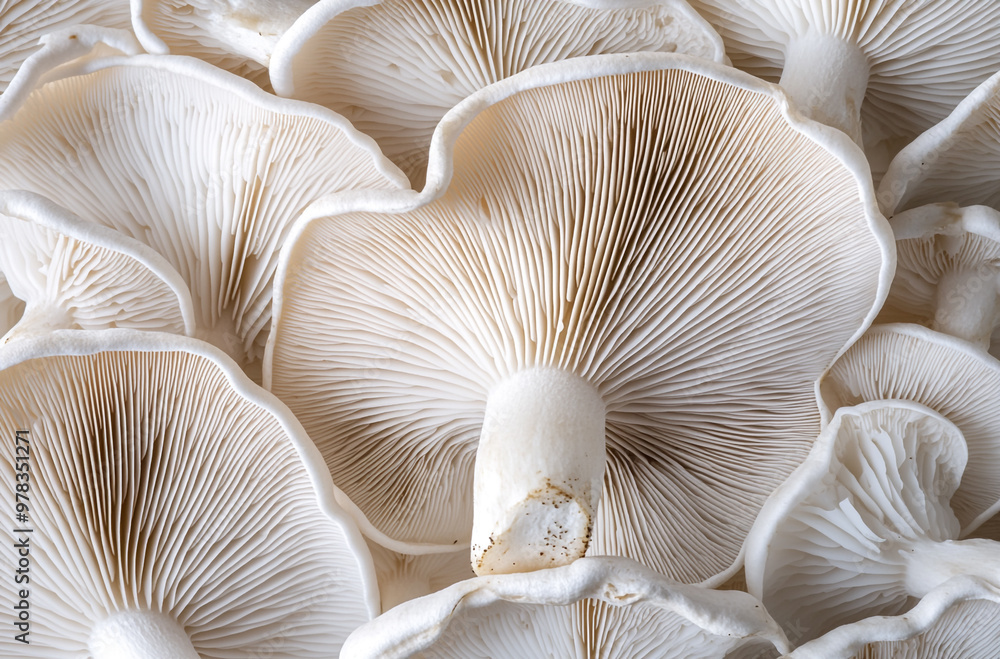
788;575;1000;659
820;323;1000;533
0;189;194;343
744;400;969;645
270;0;725;187
341;557;790;658
0;51;408;378
132;0;318;88
879;67;1000;215
0;0;131;94
876;203;1000;354
688;0;1000;162
0;329;378;657
267;53;893;582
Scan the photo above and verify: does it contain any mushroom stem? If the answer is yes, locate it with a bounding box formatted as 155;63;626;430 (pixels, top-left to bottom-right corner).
932;266;999;349
904;538;1000;598
472;367;605;576
779;34;870;145
88;609;200;659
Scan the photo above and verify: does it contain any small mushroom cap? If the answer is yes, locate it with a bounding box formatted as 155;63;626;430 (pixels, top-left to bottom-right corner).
132;0;318;88
270;0;725;187
0;0;131;93
879;67;1000;215
788;575;1000;659
689;0;1000;161
0;329;378;657
0;51;407;377
876;203;1000;353
820;323;1000;532
744;400;968;645
267;53;893;582
0;189;195;342
341;557;790;658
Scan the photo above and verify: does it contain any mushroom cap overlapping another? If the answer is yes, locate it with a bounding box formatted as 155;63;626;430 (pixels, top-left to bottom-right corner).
744;400;996;645
0;189;194;344
0;330;378;657
269;0;725;187
0;44;408;380
266;52;893;584
820;323;1000;533
0;0;131;93
132;0;319;89
341;557;790;658
874;203;1000;356
688;0;1000;172
789;575;1000;659
879;66;1000;215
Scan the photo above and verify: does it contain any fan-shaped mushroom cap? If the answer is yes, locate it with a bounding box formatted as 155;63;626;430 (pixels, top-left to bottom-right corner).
876;203;1000;355
0;189;194;343
0;0;131;94
788;575;1000;659
0;329;378;657
132;0;318;88
266;53;893;582
270;0;725;187
820;323;1000;532
367;541;476;611
688;0;1000;164
341;557;790;658
0;52;408;379
879;68;1000;215
744;400;980;645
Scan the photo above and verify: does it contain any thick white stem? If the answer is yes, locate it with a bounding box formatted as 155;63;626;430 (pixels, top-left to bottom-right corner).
780;35;870;145
932;267;999;350
89;609;200;659
904;538;1000;598
471;368;605;575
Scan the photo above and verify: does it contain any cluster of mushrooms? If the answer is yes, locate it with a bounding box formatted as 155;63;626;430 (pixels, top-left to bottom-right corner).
2;0;1000;657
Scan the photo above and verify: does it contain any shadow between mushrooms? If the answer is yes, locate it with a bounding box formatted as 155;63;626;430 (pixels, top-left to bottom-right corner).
688;0;1000;173
266;53;893;583
0;330;378;657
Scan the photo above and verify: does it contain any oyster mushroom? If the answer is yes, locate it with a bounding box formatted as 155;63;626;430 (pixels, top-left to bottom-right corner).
132;0;318;88
269;0;725;187
789;575;1000;659
878;67;1000;214
0;189;194;343
0;49;408;379
688;0;1000;169
0;330;378;657
341;557;790;658
266;53;893;582
820;323;1000;533
875;203;1000;355
0;0;131;94
744;400;1000;645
